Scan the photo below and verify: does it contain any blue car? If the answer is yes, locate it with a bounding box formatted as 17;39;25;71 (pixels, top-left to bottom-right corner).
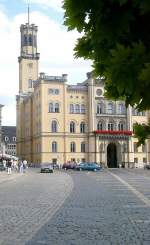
75;162;101;171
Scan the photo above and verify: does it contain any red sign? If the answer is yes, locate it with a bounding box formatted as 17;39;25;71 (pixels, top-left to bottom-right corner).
94;130;132;135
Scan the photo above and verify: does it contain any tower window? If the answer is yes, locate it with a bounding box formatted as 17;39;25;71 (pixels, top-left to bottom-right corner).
29;35;33;46
24;35;28;46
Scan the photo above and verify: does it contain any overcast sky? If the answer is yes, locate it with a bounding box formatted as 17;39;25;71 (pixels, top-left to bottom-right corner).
0;0;92;126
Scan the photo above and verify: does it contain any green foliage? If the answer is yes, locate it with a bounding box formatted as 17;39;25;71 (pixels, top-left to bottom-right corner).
63;0;150;109
63;0;150;143
134;121;150;146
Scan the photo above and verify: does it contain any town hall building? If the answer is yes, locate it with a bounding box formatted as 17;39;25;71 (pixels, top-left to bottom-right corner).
16;18;149;168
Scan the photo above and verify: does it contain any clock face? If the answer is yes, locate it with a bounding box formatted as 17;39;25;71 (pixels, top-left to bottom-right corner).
96;89;102;96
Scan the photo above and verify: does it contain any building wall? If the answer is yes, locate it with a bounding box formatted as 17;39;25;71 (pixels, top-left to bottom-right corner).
16;21;150;168
2;126;16;156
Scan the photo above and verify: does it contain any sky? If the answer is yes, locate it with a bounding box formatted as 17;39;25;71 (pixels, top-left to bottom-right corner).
0;0;92;126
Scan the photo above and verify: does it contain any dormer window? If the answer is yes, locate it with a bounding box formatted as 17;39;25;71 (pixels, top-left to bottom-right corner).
13;137;16;142
5;136;9;142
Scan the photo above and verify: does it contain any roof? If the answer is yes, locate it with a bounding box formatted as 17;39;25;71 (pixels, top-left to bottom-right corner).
2;126;16;143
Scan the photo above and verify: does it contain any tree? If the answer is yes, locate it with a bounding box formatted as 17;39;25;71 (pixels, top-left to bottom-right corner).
63;0;150;143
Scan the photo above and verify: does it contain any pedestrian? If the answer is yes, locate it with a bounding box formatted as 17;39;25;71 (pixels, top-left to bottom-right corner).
23;159;28;172
7;160;12;175
19;160;24;173
2;159;6;169
13;160;18;172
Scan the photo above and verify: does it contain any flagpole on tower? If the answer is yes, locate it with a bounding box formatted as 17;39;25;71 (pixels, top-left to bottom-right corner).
27;0;30;24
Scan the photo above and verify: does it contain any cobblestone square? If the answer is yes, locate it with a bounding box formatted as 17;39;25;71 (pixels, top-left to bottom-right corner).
0;168;150;245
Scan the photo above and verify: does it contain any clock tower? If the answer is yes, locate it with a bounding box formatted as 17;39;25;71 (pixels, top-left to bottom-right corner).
18;6;40;94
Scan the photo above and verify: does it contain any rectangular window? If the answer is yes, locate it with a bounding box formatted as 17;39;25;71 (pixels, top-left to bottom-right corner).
48;88;59;95
108;123;113;130
28;79;32;88
134;158;138;163
143;158;147;163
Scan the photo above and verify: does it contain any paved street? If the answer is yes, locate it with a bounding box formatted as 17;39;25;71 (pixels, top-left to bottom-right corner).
0;169;150;245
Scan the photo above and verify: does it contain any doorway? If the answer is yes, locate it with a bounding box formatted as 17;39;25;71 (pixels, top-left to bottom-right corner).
107;143;117;168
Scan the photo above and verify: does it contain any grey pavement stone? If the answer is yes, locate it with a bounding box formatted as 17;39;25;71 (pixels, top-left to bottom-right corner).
0;169;73;245
26;169;150;245
1;168;150;245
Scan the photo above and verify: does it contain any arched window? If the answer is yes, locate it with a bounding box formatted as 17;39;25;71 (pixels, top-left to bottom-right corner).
118;104;124;114
24;35;27;46
55;103;59;113
118;122;124;131
52;141;57;153
81;142;86;153
108;102;113;114
108;122;114;130
70;104;74;113
49;103;53;113
81;104;85;113
51;120;57;133
75;104;80;113
70;121;75;133
70;142;76;152
97;102;104;114
29;35;32;46
80;122;85;133
97;121;103;130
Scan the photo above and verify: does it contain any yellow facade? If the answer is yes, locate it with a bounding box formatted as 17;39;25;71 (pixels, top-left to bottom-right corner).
16;21;149;168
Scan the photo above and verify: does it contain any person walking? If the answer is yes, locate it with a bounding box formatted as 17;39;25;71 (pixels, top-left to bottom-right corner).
7;160;12;175
23;159;28;172
19;160;24;174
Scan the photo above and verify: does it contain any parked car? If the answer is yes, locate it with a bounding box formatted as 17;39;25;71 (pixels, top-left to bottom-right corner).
52;163;60;169
0;162;6;171
62;162;77;170
75;162;101;171
145;164;150;170
41;164;53;173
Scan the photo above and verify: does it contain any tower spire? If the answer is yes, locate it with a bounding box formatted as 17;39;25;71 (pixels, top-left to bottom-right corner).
27;0;30;24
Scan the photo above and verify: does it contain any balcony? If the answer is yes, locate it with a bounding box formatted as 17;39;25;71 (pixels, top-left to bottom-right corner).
96;112;127;118
94;130;132;135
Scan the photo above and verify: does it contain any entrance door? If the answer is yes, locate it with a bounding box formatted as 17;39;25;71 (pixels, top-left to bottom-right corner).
107;143;117;168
